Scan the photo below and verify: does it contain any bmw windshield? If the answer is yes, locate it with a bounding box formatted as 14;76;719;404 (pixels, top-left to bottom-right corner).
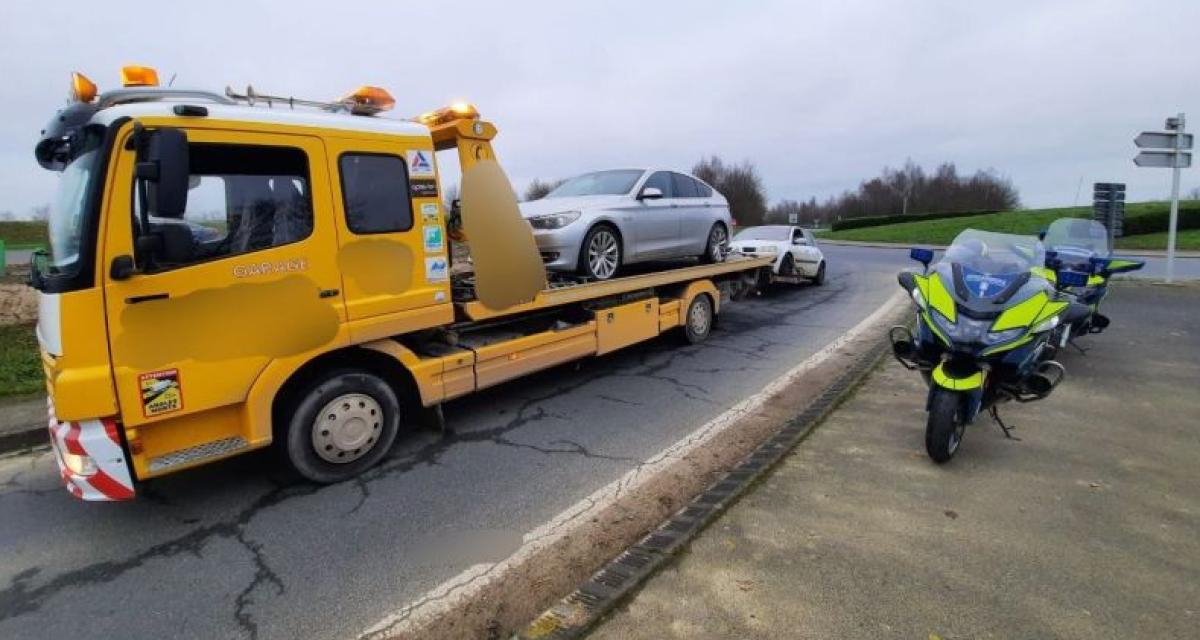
1044;218;1110;266
940;229;1044;298
545;170;643;198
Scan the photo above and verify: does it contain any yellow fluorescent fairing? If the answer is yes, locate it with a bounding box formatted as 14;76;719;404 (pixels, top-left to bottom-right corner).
990;290;1065;332
913;272;956;323
932;363;984;390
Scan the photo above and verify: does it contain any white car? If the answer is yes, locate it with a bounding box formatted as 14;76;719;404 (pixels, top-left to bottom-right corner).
729;225;826;285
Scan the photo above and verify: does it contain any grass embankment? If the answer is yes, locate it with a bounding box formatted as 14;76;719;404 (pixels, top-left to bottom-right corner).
821;202;1200;250
0;221;48;249
0;324;42;398
1114;229;1200;251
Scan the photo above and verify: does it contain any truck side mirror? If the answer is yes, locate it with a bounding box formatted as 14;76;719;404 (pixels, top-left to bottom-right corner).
136;127;189;218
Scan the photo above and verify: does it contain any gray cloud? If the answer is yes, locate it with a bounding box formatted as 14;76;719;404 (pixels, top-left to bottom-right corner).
0;0;1196;217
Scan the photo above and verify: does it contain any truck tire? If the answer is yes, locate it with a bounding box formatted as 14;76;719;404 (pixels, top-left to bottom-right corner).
925;388;965;463
579;224;622;280
681;294;714;344
701;224;728;264
283;369;401;484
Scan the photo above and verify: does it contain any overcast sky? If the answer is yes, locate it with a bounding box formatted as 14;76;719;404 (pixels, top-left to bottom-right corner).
0;0;1196;217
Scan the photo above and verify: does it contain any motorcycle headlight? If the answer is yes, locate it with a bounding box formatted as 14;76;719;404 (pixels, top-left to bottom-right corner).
985;327;1026;344
1031;315;1060;334
528;211;582;230
931;312;993;344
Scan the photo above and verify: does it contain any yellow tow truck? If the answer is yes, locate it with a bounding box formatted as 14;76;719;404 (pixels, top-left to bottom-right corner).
30;66;771;500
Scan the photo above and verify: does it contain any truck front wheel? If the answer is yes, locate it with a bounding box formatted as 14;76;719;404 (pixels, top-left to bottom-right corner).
681;294;714;344
283;369;401;483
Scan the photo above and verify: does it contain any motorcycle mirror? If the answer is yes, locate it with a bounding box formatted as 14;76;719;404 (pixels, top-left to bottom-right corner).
1102;257;1145;274
1037;228;1047;241
459;159;547;309
1044;250;1061;270
909;247;933;271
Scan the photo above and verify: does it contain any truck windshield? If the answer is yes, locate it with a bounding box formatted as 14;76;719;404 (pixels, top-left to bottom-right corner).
46;128;104;275
546;170;643;198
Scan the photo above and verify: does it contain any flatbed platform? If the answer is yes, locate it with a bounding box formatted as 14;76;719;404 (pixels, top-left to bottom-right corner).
454;255;773;321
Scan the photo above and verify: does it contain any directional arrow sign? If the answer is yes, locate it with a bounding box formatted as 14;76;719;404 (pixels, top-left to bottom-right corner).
1134;150;1192;168
1135;131;1193;149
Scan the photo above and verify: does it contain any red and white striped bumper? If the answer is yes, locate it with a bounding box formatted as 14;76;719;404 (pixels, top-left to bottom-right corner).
47;399;135;501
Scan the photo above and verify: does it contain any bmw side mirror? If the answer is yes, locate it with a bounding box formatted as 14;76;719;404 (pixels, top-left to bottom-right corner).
638;186;663;200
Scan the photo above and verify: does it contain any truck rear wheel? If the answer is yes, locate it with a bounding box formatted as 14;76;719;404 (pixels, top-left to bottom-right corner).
681;294;714;344
283;369;401;483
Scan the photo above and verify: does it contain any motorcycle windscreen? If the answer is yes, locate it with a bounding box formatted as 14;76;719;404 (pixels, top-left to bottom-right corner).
459;159;547;309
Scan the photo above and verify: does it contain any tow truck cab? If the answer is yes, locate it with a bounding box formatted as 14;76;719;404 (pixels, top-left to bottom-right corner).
32;68;768;501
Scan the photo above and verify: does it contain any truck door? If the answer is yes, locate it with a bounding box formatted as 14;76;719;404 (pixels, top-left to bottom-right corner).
102;128;345;434
324;138;452;326
631;171;680;258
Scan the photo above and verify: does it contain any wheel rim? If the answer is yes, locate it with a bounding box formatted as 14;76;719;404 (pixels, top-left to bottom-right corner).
689;298;711;336
947;418;965;454
709;226;727;261
312;393;383;464
587;229;619;279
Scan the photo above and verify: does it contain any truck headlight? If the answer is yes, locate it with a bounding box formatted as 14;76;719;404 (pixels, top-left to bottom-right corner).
528;211;582;230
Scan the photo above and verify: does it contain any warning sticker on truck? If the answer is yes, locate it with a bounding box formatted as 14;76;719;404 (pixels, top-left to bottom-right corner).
421;203;439;223
139;369;183;417
410;179;438;198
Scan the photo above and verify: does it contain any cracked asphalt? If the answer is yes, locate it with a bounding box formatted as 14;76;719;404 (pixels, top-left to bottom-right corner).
0;245;903;640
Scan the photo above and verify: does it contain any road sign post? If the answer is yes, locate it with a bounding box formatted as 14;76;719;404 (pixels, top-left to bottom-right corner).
1134;113;1191;283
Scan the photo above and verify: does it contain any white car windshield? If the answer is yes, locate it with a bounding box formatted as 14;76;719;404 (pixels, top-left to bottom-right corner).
735;226;791;241
546;170;643;197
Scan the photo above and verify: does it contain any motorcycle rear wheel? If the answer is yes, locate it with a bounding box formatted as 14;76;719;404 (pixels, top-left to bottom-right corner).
926;389;966;463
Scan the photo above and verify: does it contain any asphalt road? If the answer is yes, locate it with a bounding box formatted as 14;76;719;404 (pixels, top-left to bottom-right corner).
0;245;902;640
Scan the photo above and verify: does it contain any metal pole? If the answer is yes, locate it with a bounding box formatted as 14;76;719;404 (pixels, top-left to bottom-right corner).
1165;112;1184;284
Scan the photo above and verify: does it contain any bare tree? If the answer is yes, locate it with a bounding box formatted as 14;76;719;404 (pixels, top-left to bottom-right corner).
693;156;768;226
523;178;565;201
1187;186;1200;200
0;211;14;221
31;204;51;221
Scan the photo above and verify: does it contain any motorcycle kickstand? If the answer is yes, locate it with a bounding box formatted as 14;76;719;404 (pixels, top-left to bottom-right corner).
1068;338;1089;355
989;406;1020;441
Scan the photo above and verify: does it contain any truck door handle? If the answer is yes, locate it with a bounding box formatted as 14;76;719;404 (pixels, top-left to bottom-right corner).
126;293;169;304
318;289;340;299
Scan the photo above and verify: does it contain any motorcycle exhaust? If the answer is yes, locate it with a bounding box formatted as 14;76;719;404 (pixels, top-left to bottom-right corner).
1019;360;1065;400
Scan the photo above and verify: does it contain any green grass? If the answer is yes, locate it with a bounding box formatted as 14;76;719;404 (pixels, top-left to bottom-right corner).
1114;229;1200;251
0;221;49;249
0;324;43;398
819;201;1195;249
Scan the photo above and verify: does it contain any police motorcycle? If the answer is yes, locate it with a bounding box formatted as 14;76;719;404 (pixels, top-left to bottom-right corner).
890;230;1074;463
1039;218;1145;355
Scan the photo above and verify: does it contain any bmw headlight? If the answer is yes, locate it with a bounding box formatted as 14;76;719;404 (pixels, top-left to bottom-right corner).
528;211;582;230
931;312;993;344
985;327;1026;344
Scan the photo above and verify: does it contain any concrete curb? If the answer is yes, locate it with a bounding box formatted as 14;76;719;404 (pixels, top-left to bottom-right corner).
818;238;1200;258
514;334;896;639
0;396;47;455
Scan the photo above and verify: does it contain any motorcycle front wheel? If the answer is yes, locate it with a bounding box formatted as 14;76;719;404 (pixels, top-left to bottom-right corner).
926;388;966;463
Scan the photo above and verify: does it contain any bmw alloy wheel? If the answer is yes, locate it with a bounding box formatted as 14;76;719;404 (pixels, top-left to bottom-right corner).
587;228;620;279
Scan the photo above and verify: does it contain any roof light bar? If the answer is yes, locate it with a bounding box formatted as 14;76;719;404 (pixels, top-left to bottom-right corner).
70;72;97;103
415;102;480;127
121;65;159;87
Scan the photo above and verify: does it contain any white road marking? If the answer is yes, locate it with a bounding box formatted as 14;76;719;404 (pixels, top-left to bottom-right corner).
359;290;907;639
